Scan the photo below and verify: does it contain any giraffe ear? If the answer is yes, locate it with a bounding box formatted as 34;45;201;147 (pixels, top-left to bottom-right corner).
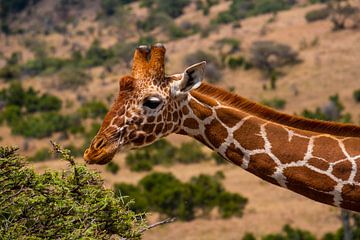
171;61;206;96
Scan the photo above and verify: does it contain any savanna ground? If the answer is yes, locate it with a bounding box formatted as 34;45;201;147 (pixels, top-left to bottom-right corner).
1;0;360;239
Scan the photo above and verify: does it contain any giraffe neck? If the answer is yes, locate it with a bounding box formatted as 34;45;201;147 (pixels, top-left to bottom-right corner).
179;90;360;212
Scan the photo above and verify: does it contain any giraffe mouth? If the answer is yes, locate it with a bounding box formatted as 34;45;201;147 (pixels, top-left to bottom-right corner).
83;148;116;165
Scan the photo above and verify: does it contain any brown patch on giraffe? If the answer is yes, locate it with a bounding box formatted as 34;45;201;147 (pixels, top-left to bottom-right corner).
204;119;228;148
343;138;360;157
312;136;346;163
284;167;335;206
146;134;156;143
266;124;310;164
165;123;173;132
189;99;213;120
173;112;179;122
248;153;277;178
154;123;164;135
167;111;172;121
183;118;199;129
147;116;155;123
308;158;329;171
332;160;352;181
142;124;155;134
133;134;146;146
284;166;337;192
126;111;132;118
157;114;162;122
225;143;244;166
216;108;242;128
194;135;213;149
182;105;189;115
233;118;265;151
113;116;124;126
341;184;360;212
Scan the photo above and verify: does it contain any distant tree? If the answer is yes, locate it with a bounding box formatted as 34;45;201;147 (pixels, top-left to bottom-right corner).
327;0;359;31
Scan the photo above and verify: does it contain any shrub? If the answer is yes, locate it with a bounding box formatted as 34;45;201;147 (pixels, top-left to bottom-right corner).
141;0;191;18
0;64;21;81
24;88;62;113
261;225;316;240
261;97;287;110
301;94;352;123
101;0;135;16
114;172;247;221
250;41;299;77
82;40;115;67
0;145;144;239
106;161;120;174
57;67;91;90
0;105;21;125
218;192;248;218
175;141;208;164
353;89;360;103
214;0;296;24
114;183;148;213
305;8;330;22
126;139;177;171
328;0;359;31
139;172;195;220
11;112;72;138
27;148;52;162
78;100;108;119
190;174;224;214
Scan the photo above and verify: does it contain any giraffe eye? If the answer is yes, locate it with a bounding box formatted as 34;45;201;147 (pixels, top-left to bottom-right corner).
143;97;162;110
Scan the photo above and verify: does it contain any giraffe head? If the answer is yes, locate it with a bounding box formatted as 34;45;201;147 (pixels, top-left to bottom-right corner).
83;44;206;164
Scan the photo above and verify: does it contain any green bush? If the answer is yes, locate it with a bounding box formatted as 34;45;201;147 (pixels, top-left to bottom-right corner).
301;94;352;123
261;97;287;110
0;105;21;124
305;8;330;22
57;67;91;90
82;40;115;67
141;0;191;18
176;141;208;164
24;88;62;113
114;172;247;221
106;161;120;174
353;89;360;103
0;145;144;239
126;139;177;171
214;0;296;24
218;192;248;218
27;148;52;162
139;172;195;220
78;100;108;119
114;183;149;213
11;112;72;138
190;174;224;214
261;225;316;240
0;64;21;81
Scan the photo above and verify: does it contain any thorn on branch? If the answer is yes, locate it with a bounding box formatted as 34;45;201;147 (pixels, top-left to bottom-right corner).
139;217;176;234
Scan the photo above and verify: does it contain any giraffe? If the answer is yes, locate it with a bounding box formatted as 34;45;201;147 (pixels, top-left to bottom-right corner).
84;44;360;212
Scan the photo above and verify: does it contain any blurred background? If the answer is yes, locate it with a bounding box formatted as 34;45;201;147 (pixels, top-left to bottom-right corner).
0;0;360;239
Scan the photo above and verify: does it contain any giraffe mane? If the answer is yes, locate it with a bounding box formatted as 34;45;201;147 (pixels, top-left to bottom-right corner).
194;82;360;137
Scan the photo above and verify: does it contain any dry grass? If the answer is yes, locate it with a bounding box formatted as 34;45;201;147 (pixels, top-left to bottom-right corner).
1;1;359;239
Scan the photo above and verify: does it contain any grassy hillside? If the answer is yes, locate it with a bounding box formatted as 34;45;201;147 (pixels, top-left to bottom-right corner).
1;0;360;239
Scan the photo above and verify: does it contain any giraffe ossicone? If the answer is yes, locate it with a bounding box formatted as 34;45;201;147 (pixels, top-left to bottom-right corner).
84;44;360;212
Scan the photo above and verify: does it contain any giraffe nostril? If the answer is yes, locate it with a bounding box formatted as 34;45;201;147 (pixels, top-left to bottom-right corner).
93;138;105;150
